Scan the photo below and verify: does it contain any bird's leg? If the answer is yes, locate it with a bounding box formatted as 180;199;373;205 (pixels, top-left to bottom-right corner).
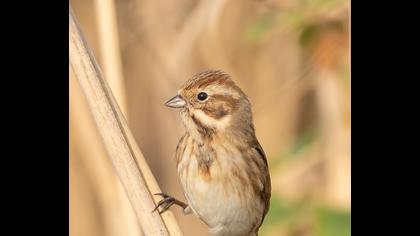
152;193;190;215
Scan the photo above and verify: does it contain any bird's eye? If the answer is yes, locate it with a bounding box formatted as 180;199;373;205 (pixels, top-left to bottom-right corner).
197;92;208;101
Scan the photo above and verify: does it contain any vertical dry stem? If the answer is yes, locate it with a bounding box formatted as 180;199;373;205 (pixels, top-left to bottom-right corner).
94;0;128;118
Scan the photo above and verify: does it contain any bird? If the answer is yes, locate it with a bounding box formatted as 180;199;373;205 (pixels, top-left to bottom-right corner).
154;70;271;236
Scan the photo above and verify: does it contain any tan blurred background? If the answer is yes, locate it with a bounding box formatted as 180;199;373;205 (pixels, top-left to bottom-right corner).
69;0;350;235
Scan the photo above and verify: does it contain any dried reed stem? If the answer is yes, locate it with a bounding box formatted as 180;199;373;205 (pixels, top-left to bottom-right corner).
94;0;128;118
70;70;143;236
69;7;183;236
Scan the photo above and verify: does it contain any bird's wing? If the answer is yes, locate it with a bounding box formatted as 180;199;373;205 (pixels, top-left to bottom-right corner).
254;142;271;232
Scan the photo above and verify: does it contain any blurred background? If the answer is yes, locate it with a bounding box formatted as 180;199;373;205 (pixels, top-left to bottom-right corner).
69;0;350;235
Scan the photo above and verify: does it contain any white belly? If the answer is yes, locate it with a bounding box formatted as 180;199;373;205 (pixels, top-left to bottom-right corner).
177;152;262;236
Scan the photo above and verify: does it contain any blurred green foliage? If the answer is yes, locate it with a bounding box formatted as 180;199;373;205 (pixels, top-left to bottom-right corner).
260;196;350;236
315;206;351;236
243;0;347;44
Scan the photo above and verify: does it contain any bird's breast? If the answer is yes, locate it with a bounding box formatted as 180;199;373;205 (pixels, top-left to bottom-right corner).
176;140;263;235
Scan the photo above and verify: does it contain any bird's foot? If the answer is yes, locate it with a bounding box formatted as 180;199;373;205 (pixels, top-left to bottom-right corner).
152;193;189;214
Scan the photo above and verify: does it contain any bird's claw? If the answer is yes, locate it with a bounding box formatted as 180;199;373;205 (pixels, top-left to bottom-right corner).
152;193;188;214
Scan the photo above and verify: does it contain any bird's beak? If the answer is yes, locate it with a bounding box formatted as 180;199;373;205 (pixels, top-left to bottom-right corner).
165;95;186;108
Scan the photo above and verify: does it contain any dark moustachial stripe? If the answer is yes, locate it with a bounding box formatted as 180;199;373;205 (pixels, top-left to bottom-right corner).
190;113;215;139
176;134;188;166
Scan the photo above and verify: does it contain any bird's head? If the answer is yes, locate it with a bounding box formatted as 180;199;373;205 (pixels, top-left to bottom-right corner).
165;70;254;142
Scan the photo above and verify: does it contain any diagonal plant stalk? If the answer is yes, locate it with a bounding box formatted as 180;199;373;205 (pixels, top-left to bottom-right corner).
69;7;183;236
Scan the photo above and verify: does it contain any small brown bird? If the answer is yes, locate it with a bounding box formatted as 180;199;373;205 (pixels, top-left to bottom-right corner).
155;70;271;236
